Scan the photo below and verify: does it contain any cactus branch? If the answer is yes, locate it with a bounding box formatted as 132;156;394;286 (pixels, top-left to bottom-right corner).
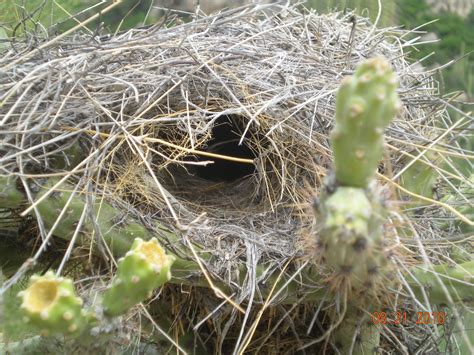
319;57;399;353
102;237;175;316
406;261;474;305
0;176;24;208
331;56;401;188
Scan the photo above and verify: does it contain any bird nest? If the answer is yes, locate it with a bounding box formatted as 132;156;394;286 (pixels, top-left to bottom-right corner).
1;2;467;353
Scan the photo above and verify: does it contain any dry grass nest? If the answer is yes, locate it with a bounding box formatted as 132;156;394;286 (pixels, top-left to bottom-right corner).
1;2;470;353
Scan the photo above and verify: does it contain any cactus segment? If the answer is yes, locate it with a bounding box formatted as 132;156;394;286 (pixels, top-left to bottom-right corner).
0;176;24;208
331;57;400;188
317;187;387;293
399;152;439;202
18;271;90;336
34;180;155;257
102;237;175;316
407;260;474;304
332;308;380;355
323;187;373;236
441;174;473;233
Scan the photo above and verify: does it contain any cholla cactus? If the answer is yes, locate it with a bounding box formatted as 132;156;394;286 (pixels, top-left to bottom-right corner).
331;56;401;188
317;187;388;293
313;57;401;353
315;57;400;296
102;237;175;316
18;271;90;336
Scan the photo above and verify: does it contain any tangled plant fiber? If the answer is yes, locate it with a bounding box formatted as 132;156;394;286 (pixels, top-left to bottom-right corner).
1;2;472;353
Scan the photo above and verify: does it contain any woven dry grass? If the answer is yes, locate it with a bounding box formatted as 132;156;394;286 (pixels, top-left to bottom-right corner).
1;2;472;353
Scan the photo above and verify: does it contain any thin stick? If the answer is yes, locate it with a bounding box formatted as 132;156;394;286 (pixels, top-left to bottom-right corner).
62;126;255;164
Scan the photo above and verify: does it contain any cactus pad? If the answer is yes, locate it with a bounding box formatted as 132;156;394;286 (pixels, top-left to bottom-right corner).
102;237;175;316
18;271;89;336
331;56;401;188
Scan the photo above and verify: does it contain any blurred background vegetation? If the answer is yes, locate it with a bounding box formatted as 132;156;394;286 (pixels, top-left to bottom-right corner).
311;0;474;100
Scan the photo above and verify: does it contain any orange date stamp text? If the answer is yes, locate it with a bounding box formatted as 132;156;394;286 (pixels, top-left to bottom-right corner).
370;311;446;325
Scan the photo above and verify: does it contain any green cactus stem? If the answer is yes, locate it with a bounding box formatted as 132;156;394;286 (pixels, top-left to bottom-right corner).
0;176;178;256
102;237;175;317
331;56;401;188
313;187;389;354
406;260;474;304
320;57;400;354
0;176;204;279
34;179;155;257
332;308;380;355
18;271;92;336
1;336;67;354
0;176;24;208
316;187;389;296
440;174;473;233
399;151;439;202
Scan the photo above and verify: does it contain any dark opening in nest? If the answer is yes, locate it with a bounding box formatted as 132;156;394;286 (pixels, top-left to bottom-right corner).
194;115;257;182
159;114;265;210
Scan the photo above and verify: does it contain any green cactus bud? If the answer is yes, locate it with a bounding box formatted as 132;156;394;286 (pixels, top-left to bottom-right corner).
102;237;175;317
18;271;90;336
331;57;401;188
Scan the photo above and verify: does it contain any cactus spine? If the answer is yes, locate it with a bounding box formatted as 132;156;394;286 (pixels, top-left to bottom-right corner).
102;237;175;316
18;271;91;336
331;57;400;188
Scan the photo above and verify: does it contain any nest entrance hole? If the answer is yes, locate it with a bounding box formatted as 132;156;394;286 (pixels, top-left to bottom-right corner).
159;114;264;209
194;115;257;182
